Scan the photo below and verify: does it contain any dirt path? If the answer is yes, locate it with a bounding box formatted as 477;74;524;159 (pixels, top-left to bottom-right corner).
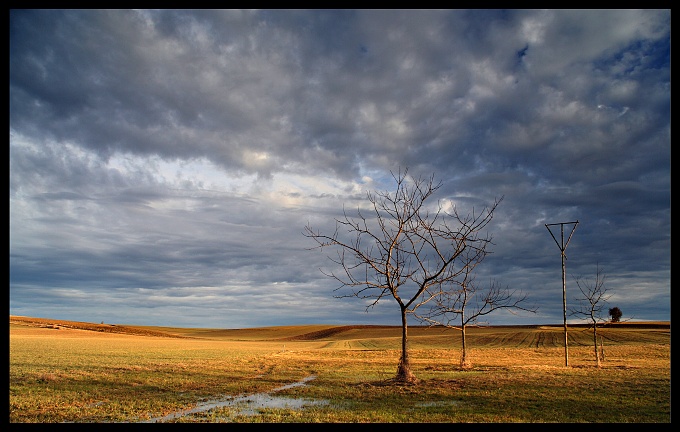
141;375;326;423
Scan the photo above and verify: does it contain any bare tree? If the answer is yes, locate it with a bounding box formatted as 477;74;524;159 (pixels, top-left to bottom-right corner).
304;168;502;383
570;264;610;367
414;247;537;368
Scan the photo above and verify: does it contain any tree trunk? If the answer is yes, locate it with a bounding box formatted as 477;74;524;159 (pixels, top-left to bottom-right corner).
592;325;601;367
460;324;471;368
395;306;417;383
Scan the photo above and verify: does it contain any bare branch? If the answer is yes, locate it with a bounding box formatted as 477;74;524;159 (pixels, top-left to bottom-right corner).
568;263;612;366
303;167;506;379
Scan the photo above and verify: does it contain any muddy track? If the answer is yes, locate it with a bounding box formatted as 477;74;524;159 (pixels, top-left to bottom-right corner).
141;375;323;423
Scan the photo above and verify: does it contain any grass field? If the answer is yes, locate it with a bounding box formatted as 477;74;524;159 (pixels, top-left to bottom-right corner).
9;315;670;423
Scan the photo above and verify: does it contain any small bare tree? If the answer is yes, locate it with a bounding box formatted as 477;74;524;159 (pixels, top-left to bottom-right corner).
570;264;610;367
304;168;502;383
415;247;537;368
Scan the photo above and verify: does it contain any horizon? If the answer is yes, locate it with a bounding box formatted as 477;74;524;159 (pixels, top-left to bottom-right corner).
10;314;670;331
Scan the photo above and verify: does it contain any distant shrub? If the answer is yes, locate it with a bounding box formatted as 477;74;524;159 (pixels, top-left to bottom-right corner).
609;307;622;323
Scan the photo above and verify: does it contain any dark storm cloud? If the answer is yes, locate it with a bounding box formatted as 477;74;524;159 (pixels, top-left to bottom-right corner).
10;9;669;327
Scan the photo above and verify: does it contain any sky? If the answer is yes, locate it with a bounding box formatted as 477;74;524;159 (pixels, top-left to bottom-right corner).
9;9;670;329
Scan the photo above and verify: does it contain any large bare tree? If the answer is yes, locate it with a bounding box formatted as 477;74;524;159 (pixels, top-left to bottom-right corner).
414;246;537;368
570;264;610;367
303;168;502;383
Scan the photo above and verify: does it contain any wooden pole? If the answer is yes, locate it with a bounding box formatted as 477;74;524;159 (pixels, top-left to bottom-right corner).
546;221;579;367
561;224;568;367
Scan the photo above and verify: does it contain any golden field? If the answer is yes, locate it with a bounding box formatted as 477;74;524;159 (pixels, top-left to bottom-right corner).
9;315;670;423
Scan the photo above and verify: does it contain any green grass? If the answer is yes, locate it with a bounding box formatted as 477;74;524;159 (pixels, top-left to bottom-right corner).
9;317;670;423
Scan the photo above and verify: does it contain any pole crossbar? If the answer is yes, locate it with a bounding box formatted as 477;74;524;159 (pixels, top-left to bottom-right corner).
545;220;579;367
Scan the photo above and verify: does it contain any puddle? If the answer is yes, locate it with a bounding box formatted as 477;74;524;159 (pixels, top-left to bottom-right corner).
142;375;328;423
272;374;317;391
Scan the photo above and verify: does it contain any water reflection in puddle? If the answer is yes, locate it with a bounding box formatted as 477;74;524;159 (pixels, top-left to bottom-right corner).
143;375;328;423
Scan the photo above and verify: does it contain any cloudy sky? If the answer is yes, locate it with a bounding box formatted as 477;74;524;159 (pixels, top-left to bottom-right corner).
10;10;670;328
